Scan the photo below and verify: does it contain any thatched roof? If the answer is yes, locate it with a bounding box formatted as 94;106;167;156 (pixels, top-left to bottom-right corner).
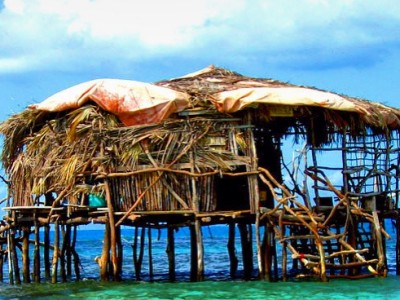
24;65;400;129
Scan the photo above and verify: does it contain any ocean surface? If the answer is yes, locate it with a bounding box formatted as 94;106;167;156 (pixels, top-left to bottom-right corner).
1;222;400;299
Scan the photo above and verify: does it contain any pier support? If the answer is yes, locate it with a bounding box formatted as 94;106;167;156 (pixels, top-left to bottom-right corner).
227;222;238;278
22;226;30;283
238;222;253;280
167;227;176;281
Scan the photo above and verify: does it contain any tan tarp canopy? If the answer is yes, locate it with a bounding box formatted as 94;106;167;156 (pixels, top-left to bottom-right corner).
29;79;190;126
28;66;399;127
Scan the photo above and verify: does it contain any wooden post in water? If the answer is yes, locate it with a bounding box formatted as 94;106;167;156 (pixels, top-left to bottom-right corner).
22;226;30;283
190;224;198;281
33;216;41;283
238;222;253;280
190;150;204;281
65;224;72;279
104;180;119;281
261;224;273;281
116;225;123;281
133;226;145;281
282;241;287;282
99;221;111;281
227;222;238;278
167;226;176;281
60;225;67;282
71;225;81;281
7;228;14;285
397;215;400;275
10;229;20;285
44;224;51;280
51;219;60;284
148;226;154;281
0;231;3;282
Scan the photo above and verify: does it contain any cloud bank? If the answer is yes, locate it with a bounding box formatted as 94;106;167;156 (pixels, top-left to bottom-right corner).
1;0;400;75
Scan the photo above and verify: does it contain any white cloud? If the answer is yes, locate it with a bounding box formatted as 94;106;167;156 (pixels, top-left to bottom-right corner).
1;0;400;74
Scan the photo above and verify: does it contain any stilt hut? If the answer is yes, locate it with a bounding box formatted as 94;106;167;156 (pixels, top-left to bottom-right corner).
1;65;400;283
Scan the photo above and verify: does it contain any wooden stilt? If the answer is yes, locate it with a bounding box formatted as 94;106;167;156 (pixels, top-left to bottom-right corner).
261;224;273;281
44;224;51;280
167;227;176;282
397;215;400;275
282;241;287;282
194;219;204;281
33;218;40;283
60;225;67;282
22;226;30;283
10;229;20;284
227;222;238;278
7;228;14;285
133;226;145;281
190;224;198;282
65;225;72;279
0;231;3;282
238;222;253;280
148;226;154;281
51;220;60;284
116;225;123;281
99;221;111;281
104;180;119;281
71;225;81;281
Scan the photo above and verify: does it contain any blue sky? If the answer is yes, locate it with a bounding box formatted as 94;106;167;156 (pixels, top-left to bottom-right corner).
1;0;400;122
0;0;399;212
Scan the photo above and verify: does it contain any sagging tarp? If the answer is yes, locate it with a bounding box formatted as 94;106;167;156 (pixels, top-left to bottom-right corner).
28;79;190;126
26;65;400;128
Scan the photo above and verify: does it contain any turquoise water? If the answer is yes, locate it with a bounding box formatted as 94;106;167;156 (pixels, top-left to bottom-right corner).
1;277;399;299
0;223;399;299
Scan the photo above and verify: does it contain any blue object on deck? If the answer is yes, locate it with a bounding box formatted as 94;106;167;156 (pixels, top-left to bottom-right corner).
88;194;106;207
